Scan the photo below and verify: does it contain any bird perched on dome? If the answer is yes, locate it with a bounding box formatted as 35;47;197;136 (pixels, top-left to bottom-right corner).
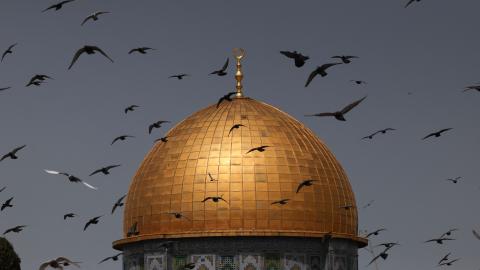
305;96;366;121
81;11;110;26
68;45;114;70
280;50;309;67
1;145;26;162
127;222;139;237
210;58;229;76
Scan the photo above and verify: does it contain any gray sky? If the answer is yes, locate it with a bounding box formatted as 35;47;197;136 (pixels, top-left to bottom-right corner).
0;0;479;269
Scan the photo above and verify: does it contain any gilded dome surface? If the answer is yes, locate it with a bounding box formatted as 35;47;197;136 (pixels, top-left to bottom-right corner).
114;97;365;248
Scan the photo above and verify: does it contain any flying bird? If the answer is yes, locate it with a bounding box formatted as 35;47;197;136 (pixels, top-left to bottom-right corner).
424;237;455;245
422;128;453;140
463;85;480;92
472;229;480;240
305;63;342;87
280;50;309;67
89;165;121;176
1;197;14;211
26;74;52;86
25;81;45;87
350;80;367;85
168;212;191;220
367;245;395;266
305;96;367;121
366;228;387;238
84;216;102;231
154;136;169;143
124;105;139;114
111;195;126;214
375;242;399;248
1;145;26;162
3;225;26;235
405;0;421;8
439;259;460;266
126;222;139;237
438;252;451;265
207;172;217;181
111;135;135;145
440;228;458;237
42;0;75;12
210;58;229;76
246;145;270;154
202;196;228;203
148;120;171;134
362;128;396;139
169;74;189;80
445;177;462;184
98;253;123;264
216;91;237;108
81;11;110;26
44;170;98;190
39;257;80;270
228;124;245;136
68;45;114;70
331;55;358;64
271;199;290;205
129;47;156;54
0;186;6;193
296;180;318;193
63;213;76;220
362;200;375;209
1;43;17;62
0;87;11;92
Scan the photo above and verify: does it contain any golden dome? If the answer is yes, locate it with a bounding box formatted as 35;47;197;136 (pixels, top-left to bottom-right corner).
113;96;366;249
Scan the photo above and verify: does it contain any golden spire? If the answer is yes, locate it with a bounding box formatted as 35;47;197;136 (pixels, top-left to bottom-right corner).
233;48;245;97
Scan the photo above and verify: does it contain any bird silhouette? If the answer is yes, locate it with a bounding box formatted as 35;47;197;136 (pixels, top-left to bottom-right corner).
84;216;102;231
305;63;342;87
367;245;393;266
98;253;123;264
25;81;45;87
149;120;171;134
445;177;462;184
463;85;480;92
1;43;17;62
124;105;139;114
202;196;228;204
111;195;126;214
375;242;399;248
1;145;26;162
129;47;156;54
127;222;139;237
89;165;121;176
0;86;11;92
0;186;6;193
3;225;26;235
438;252;451;265
473;230;480;240
216;92;237;108
363;200;375;209
42;0;75;12
210;58;229;76
305;96;367;121
331;55;358;64
296;180;318;193
81;11;110;26
44;170;98;190
366;228;387;238
26;74;52;87
422;128;452;140
1;197;14;211
439;258;460;266
271;199;290;205
63;213;76;220
111;135;135;145
168;212;191;220
424;237;455;244
440;228;458;237
246;145;270;154
68;45;114;70
228;124;245;136
169;74;189;80
154;136;169;143
39;257;80;270
362;128;396;139
350;80;367;85
405;0;421;8
207;172;217;181
280;50;309;67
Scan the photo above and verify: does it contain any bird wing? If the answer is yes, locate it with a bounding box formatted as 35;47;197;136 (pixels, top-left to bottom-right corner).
111;137;121;145
12;145;26;154
341;96;367;114
42;4;57;12
89;169;102;176
367;253;382;266
44;169;62;175
280;51;297;59
106;164;121;170
439;128;452;134
221;58;229;71
405;0;415;8
39;262;51;270
473;230;480;240
81;15;93;25
320;63;341;70
305;112;336;117
305;68;319;87
98;257;111;264
116;194;127;204
81;181;98;190
216;97;225;108
56;257;80;267
201;197;212;202
0;87;11;91
422;133;434;140
128;48;138;54
68;47;87;69
92;46;114;62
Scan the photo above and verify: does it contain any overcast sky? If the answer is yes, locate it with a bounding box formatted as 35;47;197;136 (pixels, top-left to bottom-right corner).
0;0;479;269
